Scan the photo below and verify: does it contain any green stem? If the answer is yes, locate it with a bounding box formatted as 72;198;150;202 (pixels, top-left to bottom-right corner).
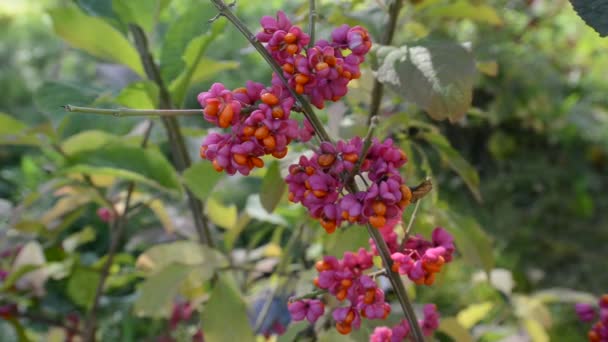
129;24;215;248
289;289;327;302
63;105;201;117
367;0;404;125
308;0;316;48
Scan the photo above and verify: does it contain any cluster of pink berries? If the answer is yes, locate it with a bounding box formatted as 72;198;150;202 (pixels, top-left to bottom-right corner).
376;226;455;286
370;304;440;341
198;12;371;176
575;294;608;341
288;224;453;337
286;137;412;233
258;11;371;109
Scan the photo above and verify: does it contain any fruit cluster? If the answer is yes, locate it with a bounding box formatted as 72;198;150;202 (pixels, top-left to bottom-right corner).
575;294;608;342
198;11;371;176
288;223;454;336
285;137;412;233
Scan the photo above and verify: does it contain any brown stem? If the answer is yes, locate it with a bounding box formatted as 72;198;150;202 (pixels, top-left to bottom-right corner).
367;0;404;125
83;120;154;342
208;2;424;340
129;24;215;247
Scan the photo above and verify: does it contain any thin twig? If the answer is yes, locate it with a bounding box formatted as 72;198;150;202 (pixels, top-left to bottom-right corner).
129;24;215;248
308;0;316;48
63;105;201;117
404;199;421;237
366;268;387;279
83;120;154;342
288;289;327;302
367;0;404;125
346;116;379;183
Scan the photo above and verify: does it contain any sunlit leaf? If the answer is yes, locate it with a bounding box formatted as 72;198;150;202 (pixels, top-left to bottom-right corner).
135;240;226;275
183;162;223;201
374;41;476;122
11;241;49;296
115;81;159;109
48;6;144;76
66;144;182;193
259;161;286;213
419;131;481;202
457;301;494;329
62;226;97;252
523;318;549;342
60;130;120;155
425;1;503;26
532;288;597;304
438;317;474;342
569;0;608;37
134;263;194;318
201;275;255;342
206;198;238;229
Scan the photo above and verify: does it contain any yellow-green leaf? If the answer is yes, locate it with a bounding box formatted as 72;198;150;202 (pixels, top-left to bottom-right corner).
457;301;494;329
206;198;237;229
183;162;223;201
426;1;503;26
438;317;474;342
259;161;286;213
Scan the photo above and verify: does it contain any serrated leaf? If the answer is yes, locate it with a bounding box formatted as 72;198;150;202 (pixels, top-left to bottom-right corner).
48;6;144;76
569;0;608;37
420;131;481;202
457;301;494;329
438;317;474;342
66;144;182;193
183;162;223;201
115;81;159;109
260;161;286;213
201;275;255;342
374;41;477;122
206;198;237;229
135;240;226;275
425;1;503;26
134;263;194;318
67;267;100;309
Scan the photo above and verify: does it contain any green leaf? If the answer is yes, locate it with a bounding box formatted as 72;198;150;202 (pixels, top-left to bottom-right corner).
60;130;120;155
244;195;288;226
201;275;255;342
34;81;98;128
374;41;477;122
160;1;216;84
523;318;549;342
112;0;158;32
457;301;494;329
48;6;144;76
425;1;503;26
433;204;494;274
134;263;194;318
183;162;223;201
67;267;100;309
115;81;159;109
66;144;182;193
0;265;41;291
438;317;474;342
569;0;608;37
206;198;238;229
259;161;286;213
62;226;97;252
0;113;41;146
419;131;481;202
135;240;226;275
